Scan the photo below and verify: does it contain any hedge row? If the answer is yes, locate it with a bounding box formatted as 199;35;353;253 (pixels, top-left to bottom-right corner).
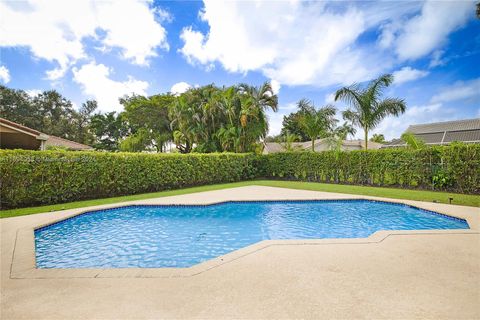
263;144;480;194
1;144;479;209
0;150;261;208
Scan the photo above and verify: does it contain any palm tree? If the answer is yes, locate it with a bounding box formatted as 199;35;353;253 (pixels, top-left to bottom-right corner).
298;99;337;151
370;133;386;144
169;95;196;153
215;86;242;152
280;132;300;152
239;81;278;113
401;132;425;149
168;82;278;153
334;74;406;150
237;81;278;152
325;122;357;152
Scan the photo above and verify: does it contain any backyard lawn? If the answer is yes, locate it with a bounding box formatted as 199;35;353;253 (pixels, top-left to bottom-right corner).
1;180;478;218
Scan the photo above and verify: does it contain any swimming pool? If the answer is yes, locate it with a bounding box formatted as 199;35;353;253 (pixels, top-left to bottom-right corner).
35;200;469;268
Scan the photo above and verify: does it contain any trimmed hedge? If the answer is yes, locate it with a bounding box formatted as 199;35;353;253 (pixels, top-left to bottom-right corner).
0;150;261;208
1;144;478;209
263;144;480;194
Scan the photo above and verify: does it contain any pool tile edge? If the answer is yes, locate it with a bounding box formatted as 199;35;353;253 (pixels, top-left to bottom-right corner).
10;188;480;279
11;229;479;279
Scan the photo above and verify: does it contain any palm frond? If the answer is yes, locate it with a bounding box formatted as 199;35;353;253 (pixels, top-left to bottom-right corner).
372;98;406;127
297;98;313;111
366;74;393;102
334;85;363;111
320;104;337;117
342;109;361;127
335;121;356;139
401;132;425;150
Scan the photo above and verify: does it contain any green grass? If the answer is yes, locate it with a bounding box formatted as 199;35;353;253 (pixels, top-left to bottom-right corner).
257;180;480;207
1;180;479;218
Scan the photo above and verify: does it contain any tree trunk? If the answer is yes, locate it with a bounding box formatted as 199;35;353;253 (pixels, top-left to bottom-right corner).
363;128;369;184
364;129;368;151
311;138;315;152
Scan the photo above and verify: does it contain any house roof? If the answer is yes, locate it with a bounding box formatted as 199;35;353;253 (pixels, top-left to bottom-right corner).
407;118;480;134
263;139;382;153
382;118;480;147
45;135;93;150
0;117;45;137
263;142;305;153
443;129;480;143
0;117;93;151
382;138;405;147
341;139;383;148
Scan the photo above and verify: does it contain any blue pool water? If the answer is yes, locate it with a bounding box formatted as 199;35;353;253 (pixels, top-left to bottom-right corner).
35;200;468;268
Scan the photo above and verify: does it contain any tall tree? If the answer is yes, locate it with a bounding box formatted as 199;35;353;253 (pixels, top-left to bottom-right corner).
370;133;386;144
121;94;174;152
32;90;78;139
0;86;38;128
325;122;356;152
169;92;198;153
119;128;153;152
216;86;242;152
237;81;278;152
90;112;127;151
73;100;97;144
297;99;337;151
280;101;314;141
168;82;278;153
1;86;95;144
334;74;406;150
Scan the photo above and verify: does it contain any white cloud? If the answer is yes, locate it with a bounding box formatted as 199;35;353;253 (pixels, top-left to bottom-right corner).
25;89;42;97
45;66;70;81
373;103;455;140
373;78;480;139
324;93;336;104
0;66;10;83
394;1;472;60
431;78;480;103
429;50;447;68
378;22;400;49
72;62;149;112
179;1;471;89
270;80;280;95
267;102;297;136
179;1;398;88
0;0;169;79
392;67;429;85
267;111;284;137
170;82;191;95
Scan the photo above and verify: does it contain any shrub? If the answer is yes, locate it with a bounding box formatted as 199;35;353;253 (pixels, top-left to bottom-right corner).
263;144;480;194
1;144;478;209
0;150;260;208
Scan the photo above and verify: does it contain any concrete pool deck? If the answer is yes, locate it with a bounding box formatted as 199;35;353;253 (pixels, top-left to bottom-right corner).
1;185;479;319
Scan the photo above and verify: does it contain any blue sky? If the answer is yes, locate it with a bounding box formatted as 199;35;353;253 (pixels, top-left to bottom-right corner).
0;0;479;139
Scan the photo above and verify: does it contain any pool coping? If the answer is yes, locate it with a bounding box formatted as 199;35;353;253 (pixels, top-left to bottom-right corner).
10;191;480;279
